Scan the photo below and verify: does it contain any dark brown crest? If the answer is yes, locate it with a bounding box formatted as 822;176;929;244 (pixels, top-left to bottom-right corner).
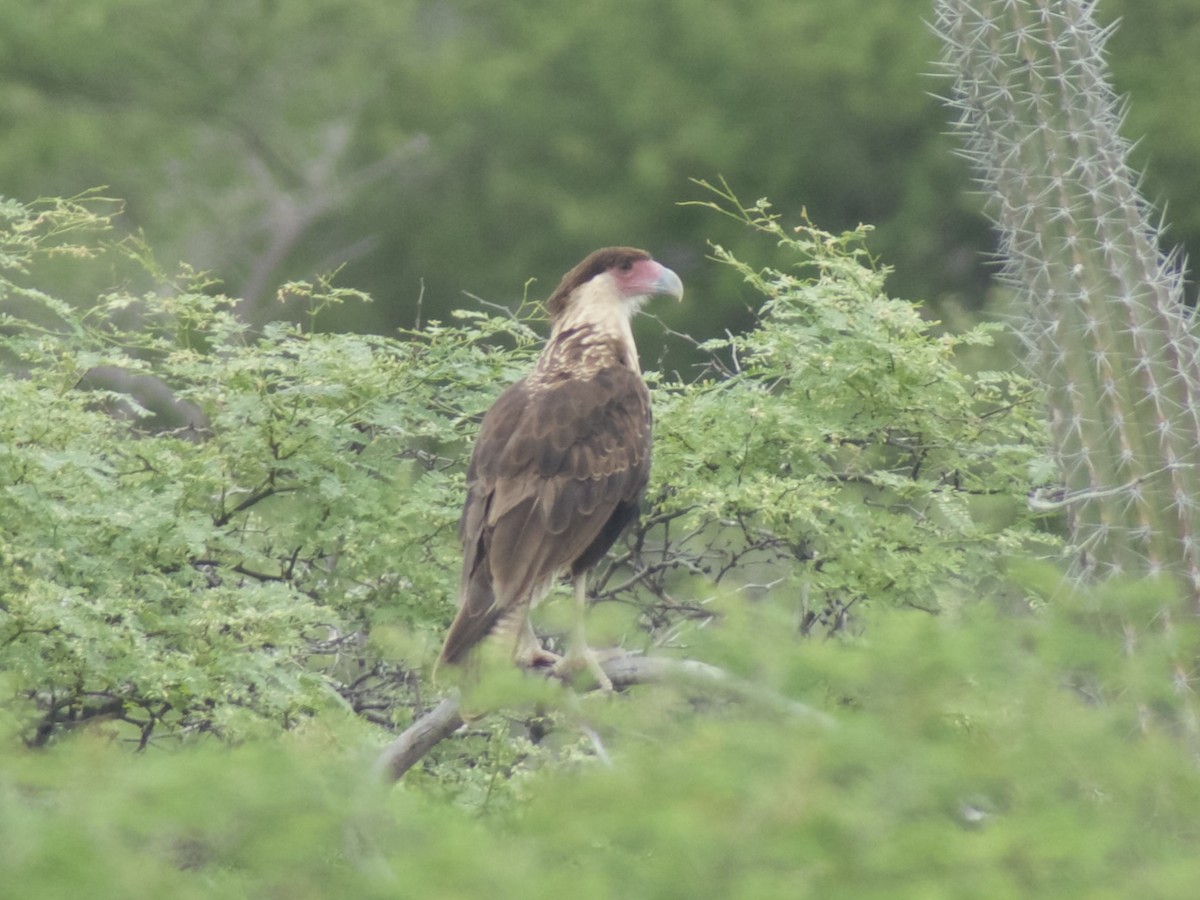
545;247;652;318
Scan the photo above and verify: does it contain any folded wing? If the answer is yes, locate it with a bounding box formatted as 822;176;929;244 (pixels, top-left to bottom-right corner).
438;366;651;666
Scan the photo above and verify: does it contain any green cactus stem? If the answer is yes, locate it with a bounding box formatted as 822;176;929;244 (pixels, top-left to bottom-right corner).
935;0;1200;603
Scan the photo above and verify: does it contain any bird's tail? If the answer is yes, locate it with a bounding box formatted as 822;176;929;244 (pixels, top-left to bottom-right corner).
435;566;504;673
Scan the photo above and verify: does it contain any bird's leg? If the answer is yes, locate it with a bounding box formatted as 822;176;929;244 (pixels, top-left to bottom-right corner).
551;574;613;692
513;618;561;670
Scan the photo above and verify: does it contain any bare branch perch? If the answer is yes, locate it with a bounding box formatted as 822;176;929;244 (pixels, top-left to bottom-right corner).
371;698;465;784
372;653;834;784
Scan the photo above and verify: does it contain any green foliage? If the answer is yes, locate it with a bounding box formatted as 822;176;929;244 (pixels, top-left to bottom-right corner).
0;190;1098;895
6;590;1200;898
0;196;537;743
1;3;1197;891
631;183;1050;642
4;0;1199;349
0;190;1049;749
0;0;985;346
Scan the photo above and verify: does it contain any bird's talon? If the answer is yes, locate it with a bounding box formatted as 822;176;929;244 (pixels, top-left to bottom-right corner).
552;648;613;693
517;646;562;671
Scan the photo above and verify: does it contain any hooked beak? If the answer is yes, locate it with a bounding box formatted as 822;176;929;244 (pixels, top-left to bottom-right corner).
651;263;684;302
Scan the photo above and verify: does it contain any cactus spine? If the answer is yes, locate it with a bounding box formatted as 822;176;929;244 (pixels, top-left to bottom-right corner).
935;0;1200;602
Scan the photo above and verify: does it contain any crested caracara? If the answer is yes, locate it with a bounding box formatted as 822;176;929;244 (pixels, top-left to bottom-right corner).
438;247;684;689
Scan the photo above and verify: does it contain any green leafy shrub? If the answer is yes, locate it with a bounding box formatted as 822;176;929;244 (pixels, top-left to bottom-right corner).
635;184;1050;649
5;187;1198;896
0;196;534;743
0;189;1048;749
6;587;1200;898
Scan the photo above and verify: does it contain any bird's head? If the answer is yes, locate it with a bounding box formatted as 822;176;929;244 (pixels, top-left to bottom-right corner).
546;247;684;322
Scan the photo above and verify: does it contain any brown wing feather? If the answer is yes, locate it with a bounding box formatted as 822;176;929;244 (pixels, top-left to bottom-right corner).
438;366;651;666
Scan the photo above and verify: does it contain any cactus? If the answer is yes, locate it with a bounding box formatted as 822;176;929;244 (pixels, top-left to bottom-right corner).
934;0;1200;602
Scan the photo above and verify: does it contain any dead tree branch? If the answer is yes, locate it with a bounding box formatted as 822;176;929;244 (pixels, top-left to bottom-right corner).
372;652;834;784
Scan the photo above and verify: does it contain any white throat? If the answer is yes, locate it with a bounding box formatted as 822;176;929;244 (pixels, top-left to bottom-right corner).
553;273;642;372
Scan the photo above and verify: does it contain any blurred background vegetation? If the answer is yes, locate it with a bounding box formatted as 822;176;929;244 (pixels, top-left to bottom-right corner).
6;1;1200;895
2;0;1197;359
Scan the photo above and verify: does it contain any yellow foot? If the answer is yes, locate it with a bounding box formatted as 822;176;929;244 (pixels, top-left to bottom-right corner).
515;645;562;672
551;645;614;693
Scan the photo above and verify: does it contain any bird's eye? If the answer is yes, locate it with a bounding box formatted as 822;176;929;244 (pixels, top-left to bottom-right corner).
618;259;634;272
